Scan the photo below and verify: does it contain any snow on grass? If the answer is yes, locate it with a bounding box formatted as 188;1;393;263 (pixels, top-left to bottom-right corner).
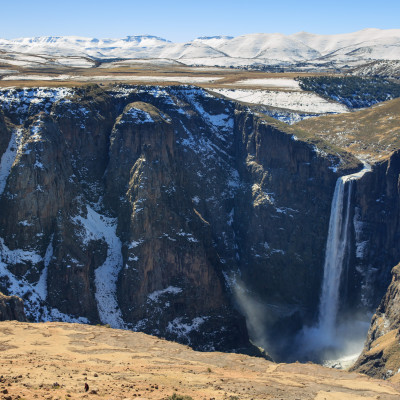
54;57;95;68
2;74;72;81
99;59;180;68
0;69;18;74
72;205;125;329
122;107;154;123
147;286;182;302
211;88;349;114
167;316;208;344
260;108;320;125
43;308;90;324
0;87;74;119
2;75;224;83
105;75;223;83
0;59;45;68
0;128;23;196
179;87;234;143
233;78;301;89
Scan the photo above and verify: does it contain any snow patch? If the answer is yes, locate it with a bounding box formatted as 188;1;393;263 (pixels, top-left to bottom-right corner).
233;78;301;89
167;316;208;344
147;286;182;302
211;88;349;114
176;230;199;243
123;107;154;124
0;128;24;196
72;205;125;329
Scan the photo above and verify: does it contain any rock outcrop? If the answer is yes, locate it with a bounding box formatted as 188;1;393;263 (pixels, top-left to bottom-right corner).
0;291;26;321
343;150;400;314
351;263;400;378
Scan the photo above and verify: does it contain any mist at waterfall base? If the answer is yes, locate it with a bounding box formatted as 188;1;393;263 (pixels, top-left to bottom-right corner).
233;164;373;366
233;276;371;365
233;279;275;356
293;312;371;366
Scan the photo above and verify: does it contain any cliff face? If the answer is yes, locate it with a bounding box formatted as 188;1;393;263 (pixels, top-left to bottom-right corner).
347;152;400;378
0;291;26;321
0;85;397;358
343;151;400;313
351;263;400;378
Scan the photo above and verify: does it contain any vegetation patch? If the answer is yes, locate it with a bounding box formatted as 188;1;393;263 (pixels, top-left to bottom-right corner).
296;76;400;108
296;97;400;162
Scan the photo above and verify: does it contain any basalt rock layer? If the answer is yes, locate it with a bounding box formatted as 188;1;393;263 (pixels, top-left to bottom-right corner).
0;84;398;359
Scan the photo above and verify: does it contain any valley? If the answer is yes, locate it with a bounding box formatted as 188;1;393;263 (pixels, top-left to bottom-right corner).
1;27;400;391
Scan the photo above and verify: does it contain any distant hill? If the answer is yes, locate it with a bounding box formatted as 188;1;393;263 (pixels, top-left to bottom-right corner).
0;29;399;69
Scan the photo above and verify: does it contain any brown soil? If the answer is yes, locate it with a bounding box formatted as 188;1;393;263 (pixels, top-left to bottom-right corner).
0;321;399;400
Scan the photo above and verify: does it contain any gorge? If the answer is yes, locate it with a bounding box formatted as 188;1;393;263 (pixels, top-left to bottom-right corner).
1;84;400;374
296;164;373;365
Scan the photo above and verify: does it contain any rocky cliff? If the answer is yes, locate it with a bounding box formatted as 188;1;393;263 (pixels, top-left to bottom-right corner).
351;263;400;378
0;291;26;321
0;84;398;360
345;151;400;313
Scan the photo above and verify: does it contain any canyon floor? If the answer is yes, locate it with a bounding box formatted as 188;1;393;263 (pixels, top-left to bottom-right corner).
0;322;399;400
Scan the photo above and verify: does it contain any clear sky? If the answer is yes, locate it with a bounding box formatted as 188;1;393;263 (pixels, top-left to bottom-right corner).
1;0;399;42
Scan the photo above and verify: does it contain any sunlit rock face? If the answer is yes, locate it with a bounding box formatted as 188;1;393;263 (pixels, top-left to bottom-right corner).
351;263;400;378
0;85;399;362
0;291;26;321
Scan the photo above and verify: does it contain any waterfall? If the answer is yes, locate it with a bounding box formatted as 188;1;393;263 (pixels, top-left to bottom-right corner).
313;163;372;350
296;163;371;361
317;176;354;341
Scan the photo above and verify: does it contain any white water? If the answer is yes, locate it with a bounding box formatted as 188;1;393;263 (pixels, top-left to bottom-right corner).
318;165;372;340
297;163;372;361
317;176;354;342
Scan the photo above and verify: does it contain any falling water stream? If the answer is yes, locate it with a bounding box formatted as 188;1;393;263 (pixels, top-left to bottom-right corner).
297;163;372;365
318;165;371;337
317;175;355;342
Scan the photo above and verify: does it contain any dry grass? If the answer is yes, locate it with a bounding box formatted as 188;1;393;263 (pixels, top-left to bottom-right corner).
0;321;400;400
295;98;400;162
0;64;324;89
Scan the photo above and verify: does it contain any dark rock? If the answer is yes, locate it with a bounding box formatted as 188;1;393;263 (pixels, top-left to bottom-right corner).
0;84;398;361
351;263;400;377
0;292;26;321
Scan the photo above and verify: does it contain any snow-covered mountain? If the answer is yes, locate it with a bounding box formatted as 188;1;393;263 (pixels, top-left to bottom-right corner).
0;29;399;69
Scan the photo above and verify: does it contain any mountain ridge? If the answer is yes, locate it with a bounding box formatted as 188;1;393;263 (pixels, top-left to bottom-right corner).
0;28;399;69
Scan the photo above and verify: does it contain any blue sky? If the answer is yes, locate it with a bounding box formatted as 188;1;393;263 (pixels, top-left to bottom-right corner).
1;0;399;41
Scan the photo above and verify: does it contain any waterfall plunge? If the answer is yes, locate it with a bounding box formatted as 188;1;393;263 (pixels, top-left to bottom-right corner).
317;176;354;343
297;164;371;363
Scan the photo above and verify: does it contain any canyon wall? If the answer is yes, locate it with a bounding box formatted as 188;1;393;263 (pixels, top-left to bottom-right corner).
0;85;398;360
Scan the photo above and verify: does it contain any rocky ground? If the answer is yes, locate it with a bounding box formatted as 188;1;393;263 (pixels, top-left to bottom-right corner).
0;321;399;400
